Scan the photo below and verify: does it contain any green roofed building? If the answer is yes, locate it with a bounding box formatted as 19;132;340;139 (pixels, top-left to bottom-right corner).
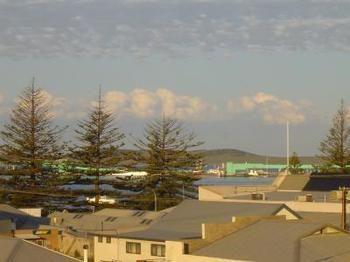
226;162;315;176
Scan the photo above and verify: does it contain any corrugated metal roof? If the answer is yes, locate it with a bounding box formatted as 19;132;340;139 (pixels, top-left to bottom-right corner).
119;200;289;241
0;236;79;262
193;220;339;262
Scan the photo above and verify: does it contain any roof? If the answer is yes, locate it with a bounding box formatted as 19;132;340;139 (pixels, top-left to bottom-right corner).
278;174;350;192
0;219;13;234
119;200;295;241
299;212;345;226
300;234;350;261
93;208;161;220
228;190;338;202
193;220;343;262
0;236;79;262
278;174;310;191
49;208;167;235
0;204;49;230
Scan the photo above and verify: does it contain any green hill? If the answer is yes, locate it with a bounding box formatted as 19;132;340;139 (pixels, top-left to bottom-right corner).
200;149;319;166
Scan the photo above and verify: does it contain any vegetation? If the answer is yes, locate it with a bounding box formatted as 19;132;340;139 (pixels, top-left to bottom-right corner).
319;100;350;173
289;152;303;174
70;89;125;204
133;116;203;199
0;78;65;178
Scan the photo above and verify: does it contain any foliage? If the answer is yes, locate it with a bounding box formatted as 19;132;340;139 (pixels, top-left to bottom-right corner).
319;100;350;173
134;116;203;197
289;152;302;174
70;89;125;203
0;79;65;177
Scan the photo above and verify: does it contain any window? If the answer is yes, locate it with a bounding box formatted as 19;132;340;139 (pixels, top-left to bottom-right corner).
151;244;165;257
106;237;111;244
97;236;103;243
126;242;141;254
183;243;189;254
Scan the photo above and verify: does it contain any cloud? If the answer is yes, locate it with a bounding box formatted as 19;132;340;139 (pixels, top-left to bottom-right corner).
228;92;309;125
0;92;5;115
1;0;350;57
104;88;214;120
41;90;69;118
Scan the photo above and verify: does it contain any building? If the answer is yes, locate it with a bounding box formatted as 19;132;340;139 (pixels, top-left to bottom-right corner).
93;200;301;262
182;220;350;262
225;162;314;175
0;235;80;262
49;208;169;261
0;204;62;250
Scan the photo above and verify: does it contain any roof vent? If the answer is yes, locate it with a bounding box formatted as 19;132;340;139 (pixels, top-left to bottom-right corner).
297;194;313;202
251;193;265;200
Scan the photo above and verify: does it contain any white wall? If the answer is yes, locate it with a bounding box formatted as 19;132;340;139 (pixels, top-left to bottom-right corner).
94;236;166;262
19;208;42;217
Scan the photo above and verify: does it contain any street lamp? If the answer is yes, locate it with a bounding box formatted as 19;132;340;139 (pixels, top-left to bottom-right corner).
152;189;157;212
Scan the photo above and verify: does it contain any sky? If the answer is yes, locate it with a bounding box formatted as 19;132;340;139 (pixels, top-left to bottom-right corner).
0;0;350;156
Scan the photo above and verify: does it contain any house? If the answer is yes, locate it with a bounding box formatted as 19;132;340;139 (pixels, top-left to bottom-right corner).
166;219;350;262
93;200;301;262
0;235;80;262
0;204;61;250
49;208;169;261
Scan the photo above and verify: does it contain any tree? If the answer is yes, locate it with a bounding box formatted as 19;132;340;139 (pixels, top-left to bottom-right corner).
319;99;350;173
71;89;125;204
289;152;302;174
0;78;64;177
134;116;203;197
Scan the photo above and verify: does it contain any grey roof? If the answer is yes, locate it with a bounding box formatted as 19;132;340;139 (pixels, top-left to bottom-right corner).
0;219;13;234
93;208;161;220
278;174;350;192
300;234;350;262
193;220;337;262
0;204;49;230
0;236;79;262
278;174;310;191
119;200;294;241
49;208;167;235
299;212;346;226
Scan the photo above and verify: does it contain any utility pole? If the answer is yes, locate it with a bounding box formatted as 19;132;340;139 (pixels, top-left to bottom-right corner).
340;187;348;230
286;121;290;174
182;182;185;200
152;189;157;212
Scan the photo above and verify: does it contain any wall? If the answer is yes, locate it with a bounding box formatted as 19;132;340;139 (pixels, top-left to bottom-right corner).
198;187;224;200
94;236;166;262
199;185;275;200
165;241;248;262
206;198;350;214
19;208;42;217
59;232;93;261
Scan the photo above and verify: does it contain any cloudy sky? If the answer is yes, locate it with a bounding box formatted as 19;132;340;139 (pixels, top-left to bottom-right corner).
0;0;350;156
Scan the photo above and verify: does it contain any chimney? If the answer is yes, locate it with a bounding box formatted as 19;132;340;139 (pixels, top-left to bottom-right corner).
83;245;89;262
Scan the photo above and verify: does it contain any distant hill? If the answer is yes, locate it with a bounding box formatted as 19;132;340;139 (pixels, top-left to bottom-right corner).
199;149;319;165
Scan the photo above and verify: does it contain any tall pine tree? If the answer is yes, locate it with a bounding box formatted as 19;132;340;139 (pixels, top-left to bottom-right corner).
134;116;203;197
0;78;64;177
320;99;350;173
71;89;125;204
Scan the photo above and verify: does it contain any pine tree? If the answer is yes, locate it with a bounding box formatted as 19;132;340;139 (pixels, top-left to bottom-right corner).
71;89;125;204
320;100;350;173
134;116;203;197
289;152;302;174
0;78;64;177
